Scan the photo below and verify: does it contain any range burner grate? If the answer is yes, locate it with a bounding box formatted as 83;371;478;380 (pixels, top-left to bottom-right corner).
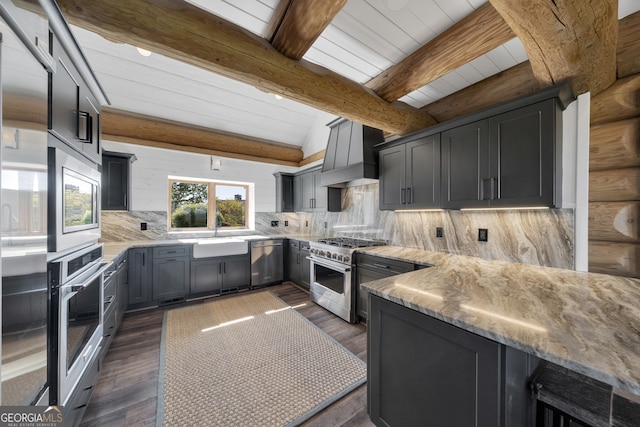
316;237;387;249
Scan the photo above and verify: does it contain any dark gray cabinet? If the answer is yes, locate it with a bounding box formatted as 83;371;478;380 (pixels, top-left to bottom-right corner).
286;239;310;290
379;135;441;210
355;253;419;320
442;99;557;209
127;248;152;308
274;172;294;212
102;153;130;210
368;295;537;427
295;167;341;212
50;34;102;165
114;255;128;327
190;254;250;296
152;246;189;303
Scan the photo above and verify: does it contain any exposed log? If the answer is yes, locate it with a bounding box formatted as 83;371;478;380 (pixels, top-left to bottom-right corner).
264;0;291;42
590;74;640;125
589;201;640;242
590;118;640;171
489;0;617;97
102;109;303;165
3;93;47;126
421;62;543;123
617;11;640;79
56;0;436;135
588;241;640;278
366;2;514;102
271;0;346;60
589;168;640;202
299;150;325;167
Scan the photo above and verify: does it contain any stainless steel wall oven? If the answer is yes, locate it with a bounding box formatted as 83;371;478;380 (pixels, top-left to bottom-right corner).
48;243;108;406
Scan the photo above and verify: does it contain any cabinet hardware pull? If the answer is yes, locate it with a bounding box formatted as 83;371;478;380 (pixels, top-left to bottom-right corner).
400;188;406;204
372;263;390;269
407;187;413;204
78;111;92;143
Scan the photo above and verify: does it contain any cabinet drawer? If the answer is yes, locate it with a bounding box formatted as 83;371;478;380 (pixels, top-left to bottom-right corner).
153;245;189;258
356;253;414;274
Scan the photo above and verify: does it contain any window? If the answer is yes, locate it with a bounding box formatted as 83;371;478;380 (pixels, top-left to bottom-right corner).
169;178;249;231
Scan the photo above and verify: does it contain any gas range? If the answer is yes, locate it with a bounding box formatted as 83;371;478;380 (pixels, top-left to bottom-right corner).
309;237;387;265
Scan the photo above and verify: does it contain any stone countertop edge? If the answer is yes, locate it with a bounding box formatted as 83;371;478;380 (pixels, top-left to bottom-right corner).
356;246;640;398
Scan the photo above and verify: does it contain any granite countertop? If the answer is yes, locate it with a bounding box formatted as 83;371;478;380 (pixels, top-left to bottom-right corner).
357;246;640;397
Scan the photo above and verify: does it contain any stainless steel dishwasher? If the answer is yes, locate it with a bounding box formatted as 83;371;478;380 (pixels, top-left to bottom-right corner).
250;239;284;288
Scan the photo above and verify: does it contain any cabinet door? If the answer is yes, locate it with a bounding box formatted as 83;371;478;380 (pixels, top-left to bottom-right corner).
287;241;302;285
50;37;81;152
274;173;294;212
102;155;129;210
293;174;303;212
299;171;315;212
379;145;406;210
222;255;251;290
311;169;328;211
127;248;152;306
300;248;311;291
489;99;556;207
441;120;490;209
152;256;189;301
115;258;128;324
79;89;101;164
190;260;222;294
406;135;441;209
368;295;502;427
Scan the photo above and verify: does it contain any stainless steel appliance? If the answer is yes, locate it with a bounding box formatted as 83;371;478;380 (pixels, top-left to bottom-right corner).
250;239;284;287
48;243;108;406
309;237;386;322
0;0;52;406
47;145;101;254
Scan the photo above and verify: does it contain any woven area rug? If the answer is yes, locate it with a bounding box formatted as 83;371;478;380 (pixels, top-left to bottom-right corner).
157;291;367;426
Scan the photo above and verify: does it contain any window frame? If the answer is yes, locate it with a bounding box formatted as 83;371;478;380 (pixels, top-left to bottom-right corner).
168;178;250;232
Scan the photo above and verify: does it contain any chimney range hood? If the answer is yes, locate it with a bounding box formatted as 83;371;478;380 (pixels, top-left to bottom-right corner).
320;118;385;187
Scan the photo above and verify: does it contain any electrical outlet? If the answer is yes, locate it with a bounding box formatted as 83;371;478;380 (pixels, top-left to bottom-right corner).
324;221;328;229
436;227;443;238
284;220;289;226
478;228;488;242
305;220;309;227
271;220;279;227
140;222;147;231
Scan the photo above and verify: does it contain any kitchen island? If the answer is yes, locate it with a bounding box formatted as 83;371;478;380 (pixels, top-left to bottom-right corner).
358;246;640;426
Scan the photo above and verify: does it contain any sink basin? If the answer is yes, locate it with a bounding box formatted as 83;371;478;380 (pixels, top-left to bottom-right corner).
192;239;248;258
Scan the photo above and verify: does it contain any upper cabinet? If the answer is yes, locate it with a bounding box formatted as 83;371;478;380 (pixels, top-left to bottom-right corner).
294;166;341;213
102;151;135;211
50;33;102;164
380;135;441;210
274;172;294;213
381;90;565;211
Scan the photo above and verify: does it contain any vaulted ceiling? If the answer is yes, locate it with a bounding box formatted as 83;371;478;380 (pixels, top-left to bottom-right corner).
56;0;640;166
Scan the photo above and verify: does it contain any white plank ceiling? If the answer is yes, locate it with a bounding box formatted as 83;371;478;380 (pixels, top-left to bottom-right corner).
71;0;640;155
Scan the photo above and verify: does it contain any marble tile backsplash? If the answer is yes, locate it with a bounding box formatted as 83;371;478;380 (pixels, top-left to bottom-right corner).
101;183;574;269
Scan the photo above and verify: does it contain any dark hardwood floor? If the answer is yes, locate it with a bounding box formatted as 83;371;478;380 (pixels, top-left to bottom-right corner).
79;283;374;427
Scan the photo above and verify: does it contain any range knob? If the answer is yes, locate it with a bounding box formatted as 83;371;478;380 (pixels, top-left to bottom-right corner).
337;255;344;262
332;253;338;260
343;255;350;264
319;251;325;257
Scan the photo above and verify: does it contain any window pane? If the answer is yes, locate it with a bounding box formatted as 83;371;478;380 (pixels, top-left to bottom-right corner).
170;182;208;228
216;185;246;228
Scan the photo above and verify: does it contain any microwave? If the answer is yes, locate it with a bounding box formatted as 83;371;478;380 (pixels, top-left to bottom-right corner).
48;145;101;254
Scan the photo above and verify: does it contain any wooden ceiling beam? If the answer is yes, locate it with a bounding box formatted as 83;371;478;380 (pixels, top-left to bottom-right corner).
56;0;436;136
102;109;303;166
366;2;515;102
489;0;618;97
270;0;346;60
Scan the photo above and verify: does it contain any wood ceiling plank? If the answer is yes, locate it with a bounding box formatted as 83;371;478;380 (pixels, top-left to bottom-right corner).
617;11;640;79
102;109;304;165
271;0;347;60
366;2;515;102
57;0;436;135
489;0;618;97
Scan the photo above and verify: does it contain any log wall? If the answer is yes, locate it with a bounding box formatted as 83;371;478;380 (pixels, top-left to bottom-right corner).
589;72;640;277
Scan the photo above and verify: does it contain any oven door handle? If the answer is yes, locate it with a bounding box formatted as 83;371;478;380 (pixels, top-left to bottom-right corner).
307;256;351;272
68;262;111;293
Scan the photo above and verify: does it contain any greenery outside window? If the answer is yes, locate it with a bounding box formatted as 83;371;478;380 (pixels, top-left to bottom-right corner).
169;178;249;231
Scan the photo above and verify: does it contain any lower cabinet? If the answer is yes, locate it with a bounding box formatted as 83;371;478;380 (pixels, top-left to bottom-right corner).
286;239;310;290
127;248;153;309
63;348;101;427
368;294;537;427
190;254;250;297
152;256;189;303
